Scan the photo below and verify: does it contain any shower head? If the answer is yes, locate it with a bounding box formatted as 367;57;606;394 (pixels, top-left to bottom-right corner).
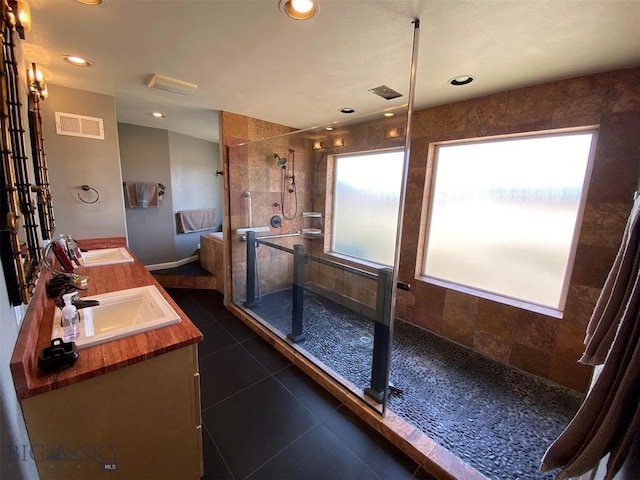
274;153;287;169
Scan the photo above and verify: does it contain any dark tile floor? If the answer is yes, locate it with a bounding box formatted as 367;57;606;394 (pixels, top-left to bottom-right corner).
166;288;435;480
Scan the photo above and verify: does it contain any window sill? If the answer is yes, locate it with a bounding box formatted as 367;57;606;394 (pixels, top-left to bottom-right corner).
418;275;564;319
327;251;391;272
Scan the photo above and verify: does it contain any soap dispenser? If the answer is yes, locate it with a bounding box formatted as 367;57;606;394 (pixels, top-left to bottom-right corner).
61;292;80;341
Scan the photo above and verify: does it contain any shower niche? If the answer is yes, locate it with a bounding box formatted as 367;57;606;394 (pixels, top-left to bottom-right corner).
301;211;322;237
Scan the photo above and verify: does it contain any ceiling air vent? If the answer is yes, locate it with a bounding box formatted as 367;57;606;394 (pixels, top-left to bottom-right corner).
368;85;403;100
145;74;198;96
55;112;104;140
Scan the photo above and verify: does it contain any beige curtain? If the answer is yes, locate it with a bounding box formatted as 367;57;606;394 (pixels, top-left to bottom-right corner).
540;198;640;479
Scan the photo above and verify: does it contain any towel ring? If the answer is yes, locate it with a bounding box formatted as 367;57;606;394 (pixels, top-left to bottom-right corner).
77;185;99;204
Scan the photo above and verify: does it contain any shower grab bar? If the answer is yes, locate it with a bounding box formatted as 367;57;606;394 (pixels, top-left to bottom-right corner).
240;230;301;242
256;238;377;281
243;191;252;227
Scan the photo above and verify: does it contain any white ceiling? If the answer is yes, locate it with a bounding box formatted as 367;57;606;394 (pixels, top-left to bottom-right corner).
23;0;640;144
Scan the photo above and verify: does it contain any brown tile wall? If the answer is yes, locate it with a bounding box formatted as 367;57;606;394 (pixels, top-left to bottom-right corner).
398;67;640;392
221;67;640;392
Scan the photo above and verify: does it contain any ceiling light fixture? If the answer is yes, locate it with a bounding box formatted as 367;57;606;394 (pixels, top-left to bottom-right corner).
279;0;318;20
63;55;95;67
76;0;104;4
339;108;355;114
383;112;395;118
150;112;165;118
325;127;334;131
449;75;474;86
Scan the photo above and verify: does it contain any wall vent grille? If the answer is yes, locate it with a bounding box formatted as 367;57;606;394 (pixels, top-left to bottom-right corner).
55;112;105;139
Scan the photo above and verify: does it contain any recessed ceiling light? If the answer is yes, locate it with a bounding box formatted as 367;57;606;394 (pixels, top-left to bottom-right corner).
325;127;334;131
76;0;104;5
279;0;319;20
449;75;474;86
339;108;355;114
150;112;165;118
383;112;395;117
63;55;94;67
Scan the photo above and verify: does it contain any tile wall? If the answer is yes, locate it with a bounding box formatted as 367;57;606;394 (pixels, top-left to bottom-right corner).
222;67;640;392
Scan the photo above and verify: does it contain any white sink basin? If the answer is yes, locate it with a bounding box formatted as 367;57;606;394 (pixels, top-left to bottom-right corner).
52;285;181;349
81;247;134;267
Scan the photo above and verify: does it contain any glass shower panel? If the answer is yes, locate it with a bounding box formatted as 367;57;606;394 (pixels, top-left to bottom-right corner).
227;108;409;408
226;13;418;412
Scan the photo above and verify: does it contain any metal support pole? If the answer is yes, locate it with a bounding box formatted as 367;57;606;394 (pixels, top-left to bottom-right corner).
288;243;306;343
243;230;258;307
365;267;394;403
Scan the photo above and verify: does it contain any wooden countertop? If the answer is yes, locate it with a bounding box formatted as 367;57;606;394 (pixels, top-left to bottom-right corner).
10;238;203;400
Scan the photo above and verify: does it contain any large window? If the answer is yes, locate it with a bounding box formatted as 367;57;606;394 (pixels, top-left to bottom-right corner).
423;130;596;312
332;150;404;266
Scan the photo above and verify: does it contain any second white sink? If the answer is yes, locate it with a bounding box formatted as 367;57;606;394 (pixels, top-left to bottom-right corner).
81;247;134;267
52;285;181;349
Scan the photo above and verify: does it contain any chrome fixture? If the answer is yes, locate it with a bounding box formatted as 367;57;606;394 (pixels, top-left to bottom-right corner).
243;191;252;227
274;153;287;169
77;185;99;204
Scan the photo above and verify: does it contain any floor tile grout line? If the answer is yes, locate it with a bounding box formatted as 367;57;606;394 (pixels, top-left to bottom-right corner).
240;421;333;480
201;369;281;414
202;422;237;480
272;364;343;423
197;339;243;360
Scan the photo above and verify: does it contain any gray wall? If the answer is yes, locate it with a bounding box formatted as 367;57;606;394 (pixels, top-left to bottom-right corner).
40;85;127;240
169;130;222;259
119;124;221;265
118;124;175;265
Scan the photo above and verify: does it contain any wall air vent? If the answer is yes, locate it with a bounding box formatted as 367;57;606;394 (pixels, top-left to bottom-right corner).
368;85;403;100
55;112;105;140
145;74;198;96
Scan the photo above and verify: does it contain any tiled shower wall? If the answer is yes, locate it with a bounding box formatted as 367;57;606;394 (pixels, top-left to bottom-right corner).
221;67;640;392
222;114;312;304
396;67;640;392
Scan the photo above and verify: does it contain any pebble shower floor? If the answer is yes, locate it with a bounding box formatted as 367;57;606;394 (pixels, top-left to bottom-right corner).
251;289;583;480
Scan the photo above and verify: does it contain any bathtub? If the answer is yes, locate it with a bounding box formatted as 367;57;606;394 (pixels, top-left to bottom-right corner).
200;232;224;293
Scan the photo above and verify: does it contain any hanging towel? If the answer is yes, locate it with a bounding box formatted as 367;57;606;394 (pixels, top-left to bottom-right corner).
124;182;160;208
540;197;640;480
177;208;216;233
136;183;149;207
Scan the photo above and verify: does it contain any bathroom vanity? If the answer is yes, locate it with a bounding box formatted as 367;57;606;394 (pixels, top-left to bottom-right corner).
10;238;203;479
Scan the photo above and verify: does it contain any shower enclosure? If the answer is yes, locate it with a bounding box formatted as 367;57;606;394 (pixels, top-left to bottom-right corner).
226;103;413;411
219;13;420;413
